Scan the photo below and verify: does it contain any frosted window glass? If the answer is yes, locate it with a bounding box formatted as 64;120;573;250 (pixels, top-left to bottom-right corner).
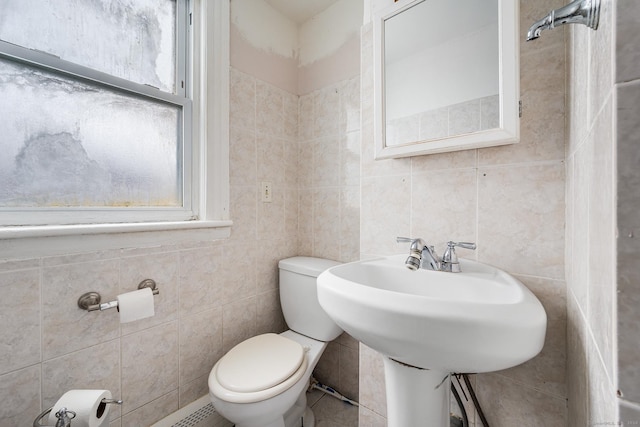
0;0;176;93
0;59;182;208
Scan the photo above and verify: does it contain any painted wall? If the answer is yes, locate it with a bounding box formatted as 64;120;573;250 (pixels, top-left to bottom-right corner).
359;0;568;425
297;0;362;94
231;0;362;96
230;0;299;94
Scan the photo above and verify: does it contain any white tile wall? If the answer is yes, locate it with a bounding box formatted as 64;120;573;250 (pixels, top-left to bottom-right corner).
616;1;640;413
297;75;362;402
566;0;624;424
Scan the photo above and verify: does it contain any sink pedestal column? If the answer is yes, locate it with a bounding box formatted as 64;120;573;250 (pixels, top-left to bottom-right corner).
382;357;449;427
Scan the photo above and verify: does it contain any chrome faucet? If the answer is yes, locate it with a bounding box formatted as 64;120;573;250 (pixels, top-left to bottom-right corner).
396;237;439;271
526;0;600;41
397;237;476;273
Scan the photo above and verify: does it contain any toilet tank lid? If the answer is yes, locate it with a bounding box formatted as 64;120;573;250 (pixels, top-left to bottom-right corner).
279;257;341;277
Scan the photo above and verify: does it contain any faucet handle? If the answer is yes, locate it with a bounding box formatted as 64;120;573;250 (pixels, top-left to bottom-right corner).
447;241;477;251
396;237;427;251
441;241;476;273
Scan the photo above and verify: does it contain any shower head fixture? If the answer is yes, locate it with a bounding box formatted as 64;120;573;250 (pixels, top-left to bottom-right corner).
526;0;600;41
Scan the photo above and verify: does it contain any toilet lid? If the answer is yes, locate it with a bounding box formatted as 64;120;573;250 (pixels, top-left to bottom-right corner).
216;333;305;393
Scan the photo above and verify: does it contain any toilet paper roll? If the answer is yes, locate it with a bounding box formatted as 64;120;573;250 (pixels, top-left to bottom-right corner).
48;389;112;427
117;287;155;323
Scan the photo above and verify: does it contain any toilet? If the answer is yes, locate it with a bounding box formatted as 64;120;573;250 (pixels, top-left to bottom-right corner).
208;256;342;427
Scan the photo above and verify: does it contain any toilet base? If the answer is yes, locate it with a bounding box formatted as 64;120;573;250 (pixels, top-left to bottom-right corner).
282;406;314;427
302;406;315;426
234;406;314;427
232;388;315;427
282;388;314;427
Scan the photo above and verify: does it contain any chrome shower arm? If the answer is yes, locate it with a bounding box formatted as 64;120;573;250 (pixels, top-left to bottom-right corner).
526;0;600;41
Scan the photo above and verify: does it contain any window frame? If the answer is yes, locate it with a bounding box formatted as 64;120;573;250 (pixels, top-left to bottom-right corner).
0;0;230;240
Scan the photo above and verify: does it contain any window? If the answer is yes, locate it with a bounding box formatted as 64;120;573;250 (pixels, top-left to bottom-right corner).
0;0;229;232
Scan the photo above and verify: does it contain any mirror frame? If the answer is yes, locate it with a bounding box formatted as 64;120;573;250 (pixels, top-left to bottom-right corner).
373;0;519;159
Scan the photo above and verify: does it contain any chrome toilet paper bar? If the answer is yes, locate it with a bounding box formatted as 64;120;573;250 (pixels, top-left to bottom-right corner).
33;398;122;427
32;407;75;427
77;279;159;312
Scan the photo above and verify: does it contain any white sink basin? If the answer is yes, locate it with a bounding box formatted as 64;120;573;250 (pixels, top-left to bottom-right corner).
317;254;547;373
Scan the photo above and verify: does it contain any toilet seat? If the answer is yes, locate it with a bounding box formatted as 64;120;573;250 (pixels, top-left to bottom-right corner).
217;334;305;393
210;333;309;404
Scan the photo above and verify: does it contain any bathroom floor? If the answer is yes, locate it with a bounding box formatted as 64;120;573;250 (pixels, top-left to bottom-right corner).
307;389;359;427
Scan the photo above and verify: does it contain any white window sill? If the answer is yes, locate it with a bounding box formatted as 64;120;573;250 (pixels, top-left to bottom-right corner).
0;220;232;259
0;220;232;239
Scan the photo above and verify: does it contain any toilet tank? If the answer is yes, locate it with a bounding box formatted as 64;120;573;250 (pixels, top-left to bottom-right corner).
278;257;343;342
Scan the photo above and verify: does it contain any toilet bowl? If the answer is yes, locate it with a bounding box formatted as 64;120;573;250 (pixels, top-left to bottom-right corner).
208;257;342;427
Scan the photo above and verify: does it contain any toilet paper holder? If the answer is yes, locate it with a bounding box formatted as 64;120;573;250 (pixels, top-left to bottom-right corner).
32;398;122;427
77;279;159;312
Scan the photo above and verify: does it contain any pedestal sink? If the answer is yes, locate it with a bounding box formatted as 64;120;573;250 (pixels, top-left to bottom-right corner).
317;255;547;426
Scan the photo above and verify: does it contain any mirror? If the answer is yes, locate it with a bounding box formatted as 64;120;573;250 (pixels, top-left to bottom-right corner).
373;0;519;159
